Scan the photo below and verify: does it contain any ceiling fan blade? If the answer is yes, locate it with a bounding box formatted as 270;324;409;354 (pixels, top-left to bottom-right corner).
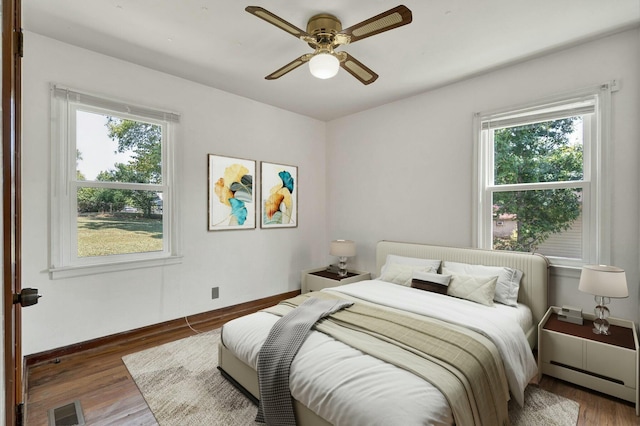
340;5;412;43
265;55;311;80
339;53;379;85
245;6;310;39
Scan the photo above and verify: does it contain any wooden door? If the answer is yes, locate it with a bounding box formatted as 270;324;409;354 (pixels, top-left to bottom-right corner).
3;0;22;424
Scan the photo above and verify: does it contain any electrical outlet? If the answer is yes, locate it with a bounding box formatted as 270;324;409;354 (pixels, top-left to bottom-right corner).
211;287;219;299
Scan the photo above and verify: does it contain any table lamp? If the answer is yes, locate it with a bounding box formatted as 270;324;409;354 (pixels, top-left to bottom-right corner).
330;240;356;277
578;264;628;335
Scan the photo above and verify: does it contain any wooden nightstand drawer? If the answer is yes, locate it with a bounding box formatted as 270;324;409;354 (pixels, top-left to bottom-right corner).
585;341;636;386
541;330;582;369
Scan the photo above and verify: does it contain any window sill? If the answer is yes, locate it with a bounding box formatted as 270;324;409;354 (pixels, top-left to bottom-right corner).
548;263;582;279
49;255;183;280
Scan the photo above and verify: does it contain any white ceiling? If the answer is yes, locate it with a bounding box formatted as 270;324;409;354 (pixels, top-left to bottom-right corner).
23;0;640;121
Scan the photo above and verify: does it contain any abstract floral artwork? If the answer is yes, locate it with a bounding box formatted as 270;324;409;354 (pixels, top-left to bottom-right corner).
260;162;297;228
208;154;255;231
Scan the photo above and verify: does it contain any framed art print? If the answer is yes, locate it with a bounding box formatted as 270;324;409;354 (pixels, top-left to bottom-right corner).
208;154;256;231
261;162;297;228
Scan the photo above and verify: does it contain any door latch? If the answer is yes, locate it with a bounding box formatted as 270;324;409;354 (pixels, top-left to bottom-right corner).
13;288;41;307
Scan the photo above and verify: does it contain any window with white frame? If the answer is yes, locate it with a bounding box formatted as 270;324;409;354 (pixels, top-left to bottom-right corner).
50;86;181;278
474;83;615;267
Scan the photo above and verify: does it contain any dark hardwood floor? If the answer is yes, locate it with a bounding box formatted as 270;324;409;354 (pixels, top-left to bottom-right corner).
25;291;299;426
25;304;639;425
26;314;228;426
536;375;638;425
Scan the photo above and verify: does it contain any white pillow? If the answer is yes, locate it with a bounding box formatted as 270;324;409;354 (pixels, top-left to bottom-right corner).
380;263;436;286
442;261;523;307
381;254;441;276
445;272;498;306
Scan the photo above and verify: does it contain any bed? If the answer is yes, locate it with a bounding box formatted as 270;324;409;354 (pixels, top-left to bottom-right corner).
218;241;549;425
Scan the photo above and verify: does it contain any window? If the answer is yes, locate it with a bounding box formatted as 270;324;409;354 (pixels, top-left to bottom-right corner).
50;86;181;278
474;83;615;267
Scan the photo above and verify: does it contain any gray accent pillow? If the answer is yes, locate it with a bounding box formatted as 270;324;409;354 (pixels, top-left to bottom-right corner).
380;255;441;276
442;261;523;306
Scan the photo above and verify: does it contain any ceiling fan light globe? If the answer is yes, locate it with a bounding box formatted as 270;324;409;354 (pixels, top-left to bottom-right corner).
309;53;340;79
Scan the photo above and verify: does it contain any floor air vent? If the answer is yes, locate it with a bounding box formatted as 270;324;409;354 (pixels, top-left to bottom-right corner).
47;400;85;426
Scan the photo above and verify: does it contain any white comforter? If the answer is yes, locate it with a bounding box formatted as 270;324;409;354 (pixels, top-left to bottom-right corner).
221;280;538;426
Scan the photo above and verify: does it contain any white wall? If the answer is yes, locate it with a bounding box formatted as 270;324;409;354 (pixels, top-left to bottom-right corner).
21;32;328;355
327;29;640;324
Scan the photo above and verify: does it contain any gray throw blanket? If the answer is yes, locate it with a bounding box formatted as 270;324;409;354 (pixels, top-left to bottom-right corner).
255;297;354;426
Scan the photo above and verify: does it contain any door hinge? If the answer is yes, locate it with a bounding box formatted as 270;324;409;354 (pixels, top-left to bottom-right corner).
15;403;24;426
15;28;23;58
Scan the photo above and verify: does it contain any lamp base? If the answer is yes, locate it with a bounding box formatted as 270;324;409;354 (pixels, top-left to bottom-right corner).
592;295;611;335
338;256;348;277
592;322;610;335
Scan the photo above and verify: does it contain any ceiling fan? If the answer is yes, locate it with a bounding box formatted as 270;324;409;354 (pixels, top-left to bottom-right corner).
245;5;412;85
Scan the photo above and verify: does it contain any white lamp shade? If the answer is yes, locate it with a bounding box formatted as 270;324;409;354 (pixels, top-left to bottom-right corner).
309;53;340;79
330;240;356;257
578;264;628;298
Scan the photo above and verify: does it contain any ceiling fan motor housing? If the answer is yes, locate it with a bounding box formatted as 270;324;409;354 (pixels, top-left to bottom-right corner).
306;14;342;47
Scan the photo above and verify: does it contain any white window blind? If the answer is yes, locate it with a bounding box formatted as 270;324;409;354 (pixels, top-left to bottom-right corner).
52;85;181;123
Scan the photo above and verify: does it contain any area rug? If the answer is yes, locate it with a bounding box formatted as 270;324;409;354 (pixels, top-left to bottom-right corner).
123;329;579;426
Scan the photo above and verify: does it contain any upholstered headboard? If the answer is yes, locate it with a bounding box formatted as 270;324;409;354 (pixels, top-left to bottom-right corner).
376;241;549;347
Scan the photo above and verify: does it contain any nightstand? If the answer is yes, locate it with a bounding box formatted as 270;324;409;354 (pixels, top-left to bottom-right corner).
301;267;371;293
538;306;639;415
